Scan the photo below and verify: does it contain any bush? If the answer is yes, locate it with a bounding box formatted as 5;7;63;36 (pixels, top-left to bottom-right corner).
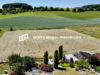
11;63;24;75
88;55;100;66
95;66;100;73
41;64;53;72
70;63;74;68
22;56;35;71
77;60;89;69
59;60;63;64
8;54;22;66
49;56;52;59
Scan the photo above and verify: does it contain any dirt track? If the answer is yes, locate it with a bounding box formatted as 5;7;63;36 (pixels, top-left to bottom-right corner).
0;29;100;59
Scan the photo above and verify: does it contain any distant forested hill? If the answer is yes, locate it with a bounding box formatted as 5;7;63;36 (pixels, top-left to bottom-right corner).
82;4;100;9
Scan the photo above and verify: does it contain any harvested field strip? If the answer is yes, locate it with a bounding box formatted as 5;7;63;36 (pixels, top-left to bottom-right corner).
0;29;100;59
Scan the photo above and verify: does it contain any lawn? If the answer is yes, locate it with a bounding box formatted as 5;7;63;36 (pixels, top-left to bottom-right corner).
0;64;10;74
54;68;95;75
0;11;100;20
67;25;100;39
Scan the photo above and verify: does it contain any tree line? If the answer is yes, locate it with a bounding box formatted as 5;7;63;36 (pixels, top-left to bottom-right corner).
0;3;100;15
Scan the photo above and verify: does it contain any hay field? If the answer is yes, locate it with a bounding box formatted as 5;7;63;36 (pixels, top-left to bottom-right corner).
0;29;100;59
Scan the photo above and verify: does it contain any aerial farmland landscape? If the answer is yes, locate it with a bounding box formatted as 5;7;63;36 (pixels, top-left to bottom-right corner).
0;0;100;75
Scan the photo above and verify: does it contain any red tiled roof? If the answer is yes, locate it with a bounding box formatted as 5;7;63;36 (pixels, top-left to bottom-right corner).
95;53;100;59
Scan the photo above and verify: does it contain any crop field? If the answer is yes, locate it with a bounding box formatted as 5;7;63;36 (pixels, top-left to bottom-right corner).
0;29;100;59
0;16;100;28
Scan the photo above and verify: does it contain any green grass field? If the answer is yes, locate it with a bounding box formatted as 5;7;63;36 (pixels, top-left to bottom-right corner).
67;25;100;39
0;11;100;20
0;11;100;28
0;64;10;74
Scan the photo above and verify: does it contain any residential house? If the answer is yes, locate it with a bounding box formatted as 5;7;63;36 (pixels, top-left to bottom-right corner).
74;51;92;60
64;54;79;62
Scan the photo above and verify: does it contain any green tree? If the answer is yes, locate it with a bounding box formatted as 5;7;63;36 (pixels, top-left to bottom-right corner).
8;54;22;66
96;7;100;11
10;27;13;31
77;8;84;12
72;8;77;12
59;45;63;60
44;51;48;64
22;56;35;71
88;55;100;66
54;50;58;69
66;8;70;12
0;9;2;13
11;62;24;75
60;8;64;11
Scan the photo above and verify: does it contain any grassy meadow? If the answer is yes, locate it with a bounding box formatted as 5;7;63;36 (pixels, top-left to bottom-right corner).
0;11;100;20
67;25;100;39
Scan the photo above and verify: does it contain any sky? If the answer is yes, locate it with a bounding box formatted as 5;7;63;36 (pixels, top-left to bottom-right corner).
0;0;100;8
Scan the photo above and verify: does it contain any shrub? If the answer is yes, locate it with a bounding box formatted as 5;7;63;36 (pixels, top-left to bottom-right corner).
8;54;22;66
70;63;74;68
88;55;100;66
95;66;100;73
41;64;53;72
49;56;52;59
59;60;63;64
22;56;35;71
77;60;89;69
11;63;24;75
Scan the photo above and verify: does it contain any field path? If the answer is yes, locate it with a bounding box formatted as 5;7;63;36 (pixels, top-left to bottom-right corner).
0;29;100;59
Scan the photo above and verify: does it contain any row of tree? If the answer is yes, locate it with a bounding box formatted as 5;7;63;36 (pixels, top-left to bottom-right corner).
1;3;100;15
43;45;63;69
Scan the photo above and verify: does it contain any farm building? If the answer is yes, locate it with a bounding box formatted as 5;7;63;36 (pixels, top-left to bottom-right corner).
74;51;92;59
64;54;79;62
